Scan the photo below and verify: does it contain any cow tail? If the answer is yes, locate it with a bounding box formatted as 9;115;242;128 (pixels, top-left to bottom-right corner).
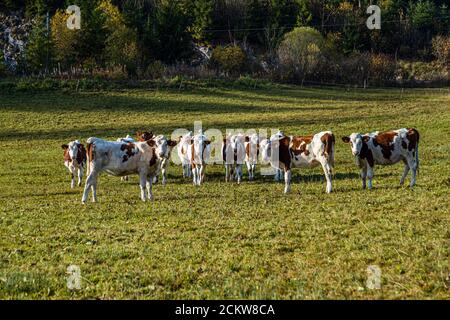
322;133;335;168
415;131;419;175
86;140;95;176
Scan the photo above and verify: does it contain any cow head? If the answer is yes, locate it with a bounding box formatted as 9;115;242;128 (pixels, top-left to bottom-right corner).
153;135;178;159
137;131;154;142
342;133;370;156
62;140;83;163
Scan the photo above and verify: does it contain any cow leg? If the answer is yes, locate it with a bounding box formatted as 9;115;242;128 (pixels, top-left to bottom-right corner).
246;162;252;181
146;177;154;201
360;166;367;189
236;164;242;184
200;164;206;184
161;160;168;186
192;165;198;185
77;167;83;187
320;160;333;193
82;170;98;204
284;169;292;194
69;166;75;189
367;166;374;190
406;155;418;188
274;169;281;182
400;159;410;186
225;165;230;182
139;171;147;202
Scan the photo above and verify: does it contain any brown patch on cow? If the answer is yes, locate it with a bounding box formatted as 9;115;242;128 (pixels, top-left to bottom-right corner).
146;139;156;147
406;128;419;152
76;144;87;165
168;140;178;147
359;138;374;167
245;142;250;157
120;143;137;162
191;140;196;169
291;135;312;156
277;136;292;169
373;131;398;159
149;149;158;167
137;131;154;142
87;143;94;162
63;148;71;162
320;133;335;157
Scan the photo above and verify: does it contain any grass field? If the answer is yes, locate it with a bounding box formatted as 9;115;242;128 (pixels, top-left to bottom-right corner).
0;84;449;299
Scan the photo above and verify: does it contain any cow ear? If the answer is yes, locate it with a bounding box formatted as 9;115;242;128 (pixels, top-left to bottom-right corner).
363;136;370;143
168;140;178;147
147;139;156;147
205;140;211;145
341;136;350;143
61;144;69;149
245;136;250;142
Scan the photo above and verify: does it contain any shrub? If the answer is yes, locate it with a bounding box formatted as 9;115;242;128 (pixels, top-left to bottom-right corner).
145;61;166;79
368;53;397;86
432;35;450;67
210;45;246;76
277;27;326;83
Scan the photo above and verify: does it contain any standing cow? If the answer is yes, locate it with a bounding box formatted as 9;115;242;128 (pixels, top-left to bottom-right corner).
188;132;211;186
61;140;87;188
152;135;178;185
260;131;335;194
341;128;419;189
222;134;246;183
82;136;164;204
244;133;259;181
178;132;193;178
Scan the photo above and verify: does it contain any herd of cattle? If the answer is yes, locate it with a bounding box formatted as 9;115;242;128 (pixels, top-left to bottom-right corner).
61;128;420;204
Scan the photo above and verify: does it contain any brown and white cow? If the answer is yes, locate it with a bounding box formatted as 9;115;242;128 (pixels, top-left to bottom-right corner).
342;128;419;189
137;132;178;185
61;140;87;188
152;135;178;185
178;131;193;178
260;131;335;194
81;136;163;204
244;133;259;181
222;134;246;183
187;132;211;186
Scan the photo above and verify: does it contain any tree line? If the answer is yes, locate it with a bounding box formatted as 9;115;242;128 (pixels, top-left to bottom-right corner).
0;0;449;86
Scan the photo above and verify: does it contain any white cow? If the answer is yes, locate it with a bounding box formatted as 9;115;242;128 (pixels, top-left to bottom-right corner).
82;137;164;204
342;128;419;189
61;140;87;188
260;131;335;194
244;133;259;181
177;132;193;178
222;134;246;183
152;135;178;185
187;132;211;186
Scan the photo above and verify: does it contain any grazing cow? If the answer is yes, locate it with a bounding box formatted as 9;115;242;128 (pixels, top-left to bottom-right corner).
61;140;87;188
81;136;163;204
152;135;178;185
222;134;246;183
244;133;259;181
178;132;193;178
187;132;211;186
117;135;136;182
341;128;419;189
260;131;335;194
